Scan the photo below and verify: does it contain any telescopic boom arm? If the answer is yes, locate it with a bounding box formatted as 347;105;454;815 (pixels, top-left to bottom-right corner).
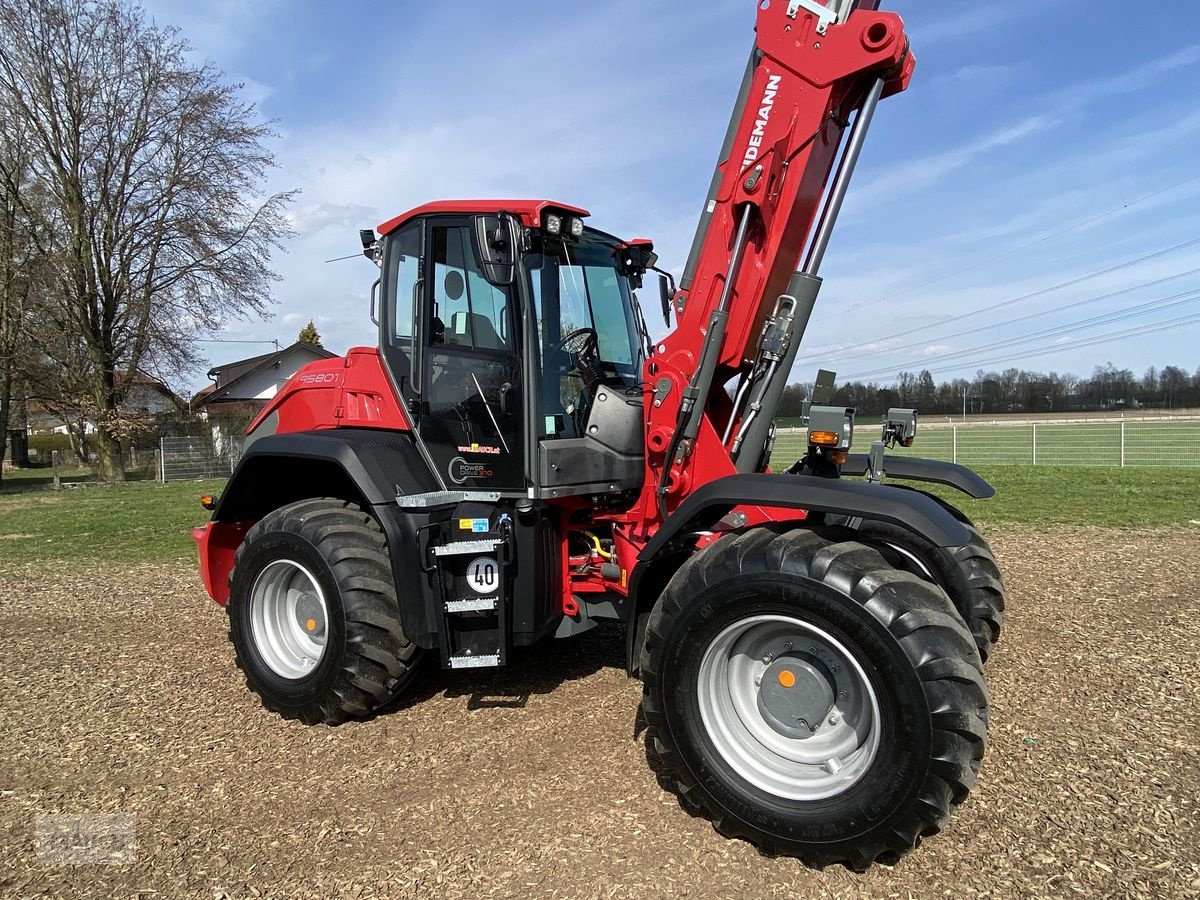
636;0;914;523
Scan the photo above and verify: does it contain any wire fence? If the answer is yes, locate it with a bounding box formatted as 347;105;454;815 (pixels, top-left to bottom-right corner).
159;434;244;482
770;418;1200;468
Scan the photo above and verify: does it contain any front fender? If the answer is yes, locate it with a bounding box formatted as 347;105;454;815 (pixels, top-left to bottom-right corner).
640;473;972;562
842;454;994;499
623;472;973;674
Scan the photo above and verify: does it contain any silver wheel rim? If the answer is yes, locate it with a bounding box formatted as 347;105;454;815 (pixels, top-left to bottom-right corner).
879;540;936;582
249;559;329;680
697;614;882;801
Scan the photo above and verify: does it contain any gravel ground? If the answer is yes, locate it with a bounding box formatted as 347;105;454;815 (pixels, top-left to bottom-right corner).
1;527;1198;899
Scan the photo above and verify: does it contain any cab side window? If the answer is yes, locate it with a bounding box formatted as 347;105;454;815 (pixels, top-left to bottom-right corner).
431;226;510;352
387;222;422;346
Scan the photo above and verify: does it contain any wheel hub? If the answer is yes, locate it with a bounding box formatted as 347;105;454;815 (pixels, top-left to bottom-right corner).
758;655;835;739
249;559;330;680
697;614;882;801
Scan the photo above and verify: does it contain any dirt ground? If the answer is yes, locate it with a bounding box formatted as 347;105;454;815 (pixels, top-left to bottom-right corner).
1;527;1199;899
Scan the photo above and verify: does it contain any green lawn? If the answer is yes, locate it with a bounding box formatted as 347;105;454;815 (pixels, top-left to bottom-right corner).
0;467;1195;570
909;466;1200;530
0;479;226;569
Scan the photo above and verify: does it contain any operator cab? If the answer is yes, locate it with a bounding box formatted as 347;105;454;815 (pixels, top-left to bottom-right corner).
374;201;652;500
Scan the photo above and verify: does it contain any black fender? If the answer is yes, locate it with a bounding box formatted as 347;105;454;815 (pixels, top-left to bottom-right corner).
640;473;971;562
213;428;441;649
842;454;994;499
215;428;437;520
623;473;974;673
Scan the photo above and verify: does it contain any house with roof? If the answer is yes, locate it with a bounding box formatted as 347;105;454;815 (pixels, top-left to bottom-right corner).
192;341;337;450
24;370;186;436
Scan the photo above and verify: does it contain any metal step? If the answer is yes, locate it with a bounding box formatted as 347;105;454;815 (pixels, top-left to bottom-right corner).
433;539;503;558
395;489;501;509
448;652;501;669
445;597;498;613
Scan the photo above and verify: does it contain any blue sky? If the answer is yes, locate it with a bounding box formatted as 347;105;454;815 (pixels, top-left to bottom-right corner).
142;0;1200;392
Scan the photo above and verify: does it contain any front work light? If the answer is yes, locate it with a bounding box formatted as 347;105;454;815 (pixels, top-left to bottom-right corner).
545;213;562;236
569;216;585;238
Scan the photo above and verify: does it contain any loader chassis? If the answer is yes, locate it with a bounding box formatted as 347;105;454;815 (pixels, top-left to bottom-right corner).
195;0;1004;869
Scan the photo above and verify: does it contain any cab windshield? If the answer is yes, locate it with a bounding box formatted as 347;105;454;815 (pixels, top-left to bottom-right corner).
526;228;645;439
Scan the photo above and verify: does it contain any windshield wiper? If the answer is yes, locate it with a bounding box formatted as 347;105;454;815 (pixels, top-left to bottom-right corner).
470;372;511;454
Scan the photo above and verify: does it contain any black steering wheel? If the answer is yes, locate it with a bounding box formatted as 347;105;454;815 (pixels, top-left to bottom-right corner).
559;327;597;358
557;327;605;433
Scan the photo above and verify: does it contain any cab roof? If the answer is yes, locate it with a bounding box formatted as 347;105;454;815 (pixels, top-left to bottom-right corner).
377;199;590;236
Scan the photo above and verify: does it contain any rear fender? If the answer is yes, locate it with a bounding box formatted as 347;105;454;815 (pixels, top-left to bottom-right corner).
199;429;440;647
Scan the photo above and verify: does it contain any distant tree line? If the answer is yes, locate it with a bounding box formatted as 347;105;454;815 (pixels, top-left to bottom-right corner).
0;0;293;483
776;362;1200;418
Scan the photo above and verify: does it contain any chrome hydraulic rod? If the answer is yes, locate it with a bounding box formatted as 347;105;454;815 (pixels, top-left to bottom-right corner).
802;76;885;276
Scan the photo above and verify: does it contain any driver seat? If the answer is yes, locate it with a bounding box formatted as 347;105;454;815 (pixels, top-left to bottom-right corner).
446;311;503;351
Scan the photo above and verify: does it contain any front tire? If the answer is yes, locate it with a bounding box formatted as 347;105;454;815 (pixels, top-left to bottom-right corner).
641;527;988;870
227;499;423;724
851;519;1005;663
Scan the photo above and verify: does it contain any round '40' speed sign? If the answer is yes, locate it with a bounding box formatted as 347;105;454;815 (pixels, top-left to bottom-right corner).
466;557;499;594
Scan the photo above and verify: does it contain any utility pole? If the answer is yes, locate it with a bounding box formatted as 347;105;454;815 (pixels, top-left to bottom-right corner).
962;385;967;421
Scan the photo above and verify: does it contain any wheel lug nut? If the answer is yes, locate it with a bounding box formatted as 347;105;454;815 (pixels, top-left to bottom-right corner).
762;653;772;663
831;665;840;674
783;641;792;650
839;690;848;700
828;714;840;726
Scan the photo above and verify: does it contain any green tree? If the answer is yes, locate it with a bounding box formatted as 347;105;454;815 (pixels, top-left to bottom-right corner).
298;319;323;347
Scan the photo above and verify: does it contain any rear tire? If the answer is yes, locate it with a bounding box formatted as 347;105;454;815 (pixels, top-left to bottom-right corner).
851;520;1005;663
641;527;988;870
227;499;423;724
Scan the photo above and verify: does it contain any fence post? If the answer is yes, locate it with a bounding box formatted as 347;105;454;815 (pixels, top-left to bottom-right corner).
1032;424;1037;466
952;425;958;464
157;437;165;483
1120;420;1126;468
51;450;61;490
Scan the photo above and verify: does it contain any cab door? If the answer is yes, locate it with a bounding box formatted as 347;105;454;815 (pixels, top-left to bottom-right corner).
415;218;524;491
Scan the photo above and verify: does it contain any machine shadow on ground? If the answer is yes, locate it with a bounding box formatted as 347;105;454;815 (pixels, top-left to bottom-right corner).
379;621;628;713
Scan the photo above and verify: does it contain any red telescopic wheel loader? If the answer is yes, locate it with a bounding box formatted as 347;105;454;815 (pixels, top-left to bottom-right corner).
194;0;1004;869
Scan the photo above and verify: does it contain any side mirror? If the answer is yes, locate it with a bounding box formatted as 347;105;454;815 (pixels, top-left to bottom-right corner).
659;273;672;327
883;408;917;447
360;229;380;265
474;214;518;286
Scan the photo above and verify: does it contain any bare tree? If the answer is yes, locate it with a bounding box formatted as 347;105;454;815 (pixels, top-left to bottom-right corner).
0;109;40;481
0;0;295;480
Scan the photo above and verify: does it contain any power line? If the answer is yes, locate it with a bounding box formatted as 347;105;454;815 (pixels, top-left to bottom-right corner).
811;266;1200;368
852;311;1200;380
196;338;281;349
814;172;1200;322
798;236;1200;364
843;288;1200;379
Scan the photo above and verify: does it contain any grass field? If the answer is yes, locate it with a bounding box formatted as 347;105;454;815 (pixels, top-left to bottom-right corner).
0;467;1197;569
0;479;226;567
